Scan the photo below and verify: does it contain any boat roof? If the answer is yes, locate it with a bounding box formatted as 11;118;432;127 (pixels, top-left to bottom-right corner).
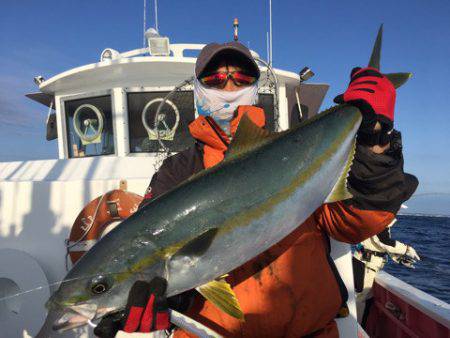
33;43;303;97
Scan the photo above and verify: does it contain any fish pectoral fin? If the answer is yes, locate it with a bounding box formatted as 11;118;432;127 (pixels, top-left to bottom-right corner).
324;139;355;203
225;114;278;160
172;228;219;260
196;278;244;321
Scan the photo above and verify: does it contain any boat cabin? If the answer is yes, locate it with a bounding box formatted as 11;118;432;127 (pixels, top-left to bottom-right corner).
27;37;329;162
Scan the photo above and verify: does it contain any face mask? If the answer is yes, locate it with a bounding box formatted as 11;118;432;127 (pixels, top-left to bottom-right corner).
194;79;258;135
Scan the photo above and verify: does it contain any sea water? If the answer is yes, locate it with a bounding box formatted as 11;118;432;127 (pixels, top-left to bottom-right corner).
384;214;450;303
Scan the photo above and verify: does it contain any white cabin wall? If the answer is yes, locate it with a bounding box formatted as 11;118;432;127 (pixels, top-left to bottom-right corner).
0;157;161;337
5;179;150;281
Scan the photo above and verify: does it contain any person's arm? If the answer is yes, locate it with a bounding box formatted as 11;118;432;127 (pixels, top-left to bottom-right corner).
373;225;421;268
317;134;419;244
316;67;418;244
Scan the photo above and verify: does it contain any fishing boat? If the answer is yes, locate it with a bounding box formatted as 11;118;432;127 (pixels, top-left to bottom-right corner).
0;24;448;338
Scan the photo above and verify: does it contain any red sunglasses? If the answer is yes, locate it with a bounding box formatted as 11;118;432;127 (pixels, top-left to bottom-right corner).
200;71;257;88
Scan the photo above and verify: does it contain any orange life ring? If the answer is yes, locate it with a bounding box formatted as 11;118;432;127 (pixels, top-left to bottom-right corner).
67;189;143;264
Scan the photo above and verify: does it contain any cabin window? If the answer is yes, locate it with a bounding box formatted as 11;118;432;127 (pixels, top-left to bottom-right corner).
257;94;275;131
127;91;196;153
65;95;114;158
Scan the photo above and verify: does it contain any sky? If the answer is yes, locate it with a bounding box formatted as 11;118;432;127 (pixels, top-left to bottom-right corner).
0;0;449;214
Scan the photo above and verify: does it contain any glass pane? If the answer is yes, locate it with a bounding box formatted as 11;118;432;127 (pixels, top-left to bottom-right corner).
257;94;275;131
65;95;114;158
127;91;196;153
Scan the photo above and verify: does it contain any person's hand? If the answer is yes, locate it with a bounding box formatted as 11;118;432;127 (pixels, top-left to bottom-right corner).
94;277;170;338
391;245;421;269
334;67;396;146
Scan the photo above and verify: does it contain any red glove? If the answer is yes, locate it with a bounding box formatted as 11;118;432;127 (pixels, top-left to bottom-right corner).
123;278;170;332
94;277;170;337
334;67;396;137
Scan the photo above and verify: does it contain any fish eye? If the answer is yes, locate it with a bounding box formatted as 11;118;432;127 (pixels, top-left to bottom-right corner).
92;283;107;294
89;275;112;295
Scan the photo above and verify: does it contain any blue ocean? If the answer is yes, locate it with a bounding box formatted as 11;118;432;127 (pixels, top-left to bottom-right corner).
384;215;450;304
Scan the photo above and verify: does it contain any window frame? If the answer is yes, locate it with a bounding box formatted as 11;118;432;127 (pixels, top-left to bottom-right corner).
59;90;116;159
124;85;197;155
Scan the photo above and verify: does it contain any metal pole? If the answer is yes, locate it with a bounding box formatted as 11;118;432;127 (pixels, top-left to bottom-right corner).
269;0;273;66
143;0;146;47
266;32;270;63
154;0;159;32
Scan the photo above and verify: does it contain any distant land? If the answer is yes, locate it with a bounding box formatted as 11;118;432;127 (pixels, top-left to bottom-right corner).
400;194;450;217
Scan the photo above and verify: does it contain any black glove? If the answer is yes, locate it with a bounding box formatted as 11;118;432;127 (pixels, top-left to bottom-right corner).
94;277;170;338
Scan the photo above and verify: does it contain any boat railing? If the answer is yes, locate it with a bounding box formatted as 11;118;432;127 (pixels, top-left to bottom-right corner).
375;271;450;330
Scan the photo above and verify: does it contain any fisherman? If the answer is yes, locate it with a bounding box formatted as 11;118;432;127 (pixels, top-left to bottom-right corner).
94;41;418;337
353;217;420;325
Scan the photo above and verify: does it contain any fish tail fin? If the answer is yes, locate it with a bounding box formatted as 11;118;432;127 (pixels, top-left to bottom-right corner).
369;24;412;88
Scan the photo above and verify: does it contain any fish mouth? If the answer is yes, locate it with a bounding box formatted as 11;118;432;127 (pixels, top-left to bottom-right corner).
52;310;91;332
51;303;115;332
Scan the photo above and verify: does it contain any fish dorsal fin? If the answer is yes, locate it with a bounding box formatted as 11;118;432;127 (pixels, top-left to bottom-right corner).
225;113;277;160
196;278;244;321
324;139;356;203
385;72;412;89
180;114;280;186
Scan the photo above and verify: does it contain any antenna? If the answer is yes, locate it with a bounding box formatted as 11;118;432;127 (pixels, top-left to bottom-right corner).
143;0;147;47
266;32;269;63
269;0;273;66
233;18;239;41
154;0;159;32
